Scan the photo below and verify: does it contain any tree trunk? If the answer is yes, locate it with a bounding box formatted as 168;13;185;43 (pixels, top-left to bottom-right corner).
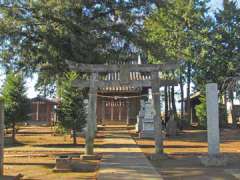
168;86;171;112
186;62;191;126
171;86;177;117
180;69;184;129
12;121;16;143
72;129;77;145
164;86;168;123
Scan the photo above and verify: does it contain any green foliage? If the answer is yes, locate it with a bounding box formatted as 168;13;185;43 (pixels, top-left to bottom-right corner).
195;95;207;129
54;124;67;135
196;96;228;129
1;71;30;129
143;0;209;63
56;72;86;136
0;1;160;95
219;104;228;128
195;0;240;90
0;1;156;74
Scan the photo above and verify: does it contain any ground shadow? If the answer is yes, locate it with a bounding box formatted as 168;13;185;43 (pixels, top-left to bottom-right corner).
4;136;25;148
33;143;85;148
4;162;55;169
17;131;52;135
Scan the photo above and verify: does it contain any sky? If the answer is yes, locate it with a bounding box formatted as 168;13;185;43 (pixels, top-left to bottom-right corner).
209;0;223;11
1;0;239;99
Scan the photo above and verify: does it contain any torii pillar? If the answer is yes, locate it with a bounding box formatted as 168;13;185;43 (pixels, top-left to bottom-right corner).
151;71;164;157
84;73;97;156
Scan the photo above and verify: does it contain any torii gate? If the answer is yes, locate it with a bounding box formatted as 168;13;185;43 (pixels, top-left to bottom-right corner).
68;62;178;157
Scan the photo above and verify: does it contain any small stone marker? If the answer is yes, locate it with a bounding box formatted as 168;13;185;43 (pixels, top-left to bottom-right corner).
139;100;155;138
166;112;177;136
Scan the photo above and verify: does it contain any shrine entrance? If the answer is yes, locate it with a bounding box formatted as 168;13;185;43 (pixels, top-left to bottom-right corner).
68;62;178;156
100;99;128;124
97;92;141;125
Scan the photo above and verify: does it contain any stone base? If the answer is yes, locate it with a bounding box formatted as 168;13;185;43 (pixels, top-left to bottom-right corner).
53;157;72;172
1;174;24;180
139;130;154;139
81;154;101;160
71;159;97;172
149;153;169;161
199;155;228;167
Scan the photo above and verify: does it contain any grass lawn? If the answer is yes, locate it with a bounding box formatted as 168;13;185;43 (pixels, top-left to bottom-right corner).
132;128;240;180
4;126;101;180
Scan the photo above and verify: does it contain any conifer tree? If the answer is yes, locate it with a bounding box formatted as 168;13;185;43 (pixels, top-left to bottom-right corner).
1;71;29;142
57;72;86;145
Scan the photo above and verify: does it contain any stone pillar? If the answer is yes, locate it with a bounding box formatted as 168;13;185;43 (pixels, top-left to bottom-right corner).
199;83;227;166
126;101;130;125
85;73;97;155
101;100;105;125
119;101;122;121
0;100;4;175
206;83;220;155
110;101;113;121
139;100;145;131
151;71;164;155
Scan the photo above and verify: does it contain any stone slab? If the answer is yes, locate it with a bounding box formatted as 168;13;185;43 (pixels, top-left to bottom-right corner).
224;169;240;179
199;155;228;167
139;131;155;139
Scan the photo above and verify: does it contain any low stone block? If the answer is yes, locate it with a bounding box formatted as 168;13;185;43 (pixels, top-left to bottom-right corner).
71;159;97;172
1;174;24;180
139;130;155;139
53;157;72;172
199;155;228;167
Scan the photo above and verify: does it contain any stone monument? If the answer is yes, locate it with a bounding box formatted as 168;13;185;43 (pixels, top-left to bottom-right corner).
199;83;228;166
139;100;155;138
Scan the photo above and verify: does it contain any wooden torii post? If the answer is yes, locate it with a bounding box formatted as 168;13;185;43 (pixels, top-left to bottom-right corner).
68;62;178;156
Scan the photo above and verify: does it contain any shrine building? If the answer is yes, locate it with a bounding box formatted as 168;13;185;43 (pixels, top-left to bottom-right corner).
96;57;150;125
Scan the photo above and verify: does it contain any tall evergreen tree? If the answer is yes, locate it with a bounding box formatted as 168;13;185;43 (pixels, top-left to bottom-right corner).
195;0;240;88
0;1;158;71
0;0;162;95
143;0;210;126
57;72;86;145
1;71;29;142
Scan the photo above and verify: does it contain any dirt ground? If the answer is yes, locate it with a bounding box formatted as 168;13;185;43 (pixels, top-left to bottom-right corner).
132;129;240;180
4;126;102;180
3;126;240;179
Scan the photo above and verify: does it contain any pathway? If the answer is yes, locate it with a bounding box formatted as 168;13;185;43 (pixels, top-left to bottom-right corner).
97;127;163;180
